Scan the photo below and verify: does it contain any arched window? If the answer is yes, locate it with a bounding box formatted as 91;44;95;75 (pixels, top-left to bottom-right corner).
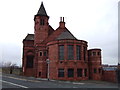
40;52;42;56
26;55;34;68
26;51;34;68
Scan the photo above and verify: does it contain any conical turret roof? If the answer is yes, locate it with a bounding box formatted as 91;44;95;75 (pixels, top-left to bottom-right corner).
37;2;48;17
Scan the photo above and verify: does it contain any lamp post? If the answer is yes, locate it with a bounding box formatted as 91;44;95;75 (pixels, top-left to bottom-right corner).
46;59;50;81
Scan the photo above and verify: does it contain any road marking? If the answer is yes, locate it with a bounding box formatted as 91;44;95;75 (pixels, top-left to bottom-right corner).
3;76;27;81
0;80;28;88
73;82;84;85
73;87;78;88
2;75;40;82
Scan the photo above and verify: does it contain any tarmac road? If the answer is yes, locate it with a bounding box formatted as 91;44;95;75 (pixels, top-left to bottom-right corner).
1;73;119;89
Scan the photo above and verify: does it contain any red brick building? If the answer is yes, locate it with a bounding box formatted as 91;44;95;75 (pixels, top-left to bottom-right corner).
22;2;102;81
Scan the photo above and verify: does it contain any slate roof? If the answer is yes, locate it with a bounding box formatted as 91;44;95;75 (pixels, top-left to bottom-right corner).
56;30;76;40
37;2;48;17
24;34;34;40
24;26;77;42
42;27;77;43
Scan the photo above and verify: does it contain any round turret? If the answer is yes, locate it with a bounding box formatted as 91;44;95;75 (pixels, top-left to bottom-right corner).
88;48;102;80
88;49;101;65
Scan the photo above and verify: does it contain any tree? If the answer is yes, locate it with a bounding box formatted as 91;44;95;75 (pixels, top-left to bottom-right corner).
1;61;17;68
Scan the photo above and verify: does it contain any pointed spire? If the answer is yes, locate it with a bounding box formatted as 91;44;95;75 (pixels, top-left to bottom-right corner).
37;2;48;17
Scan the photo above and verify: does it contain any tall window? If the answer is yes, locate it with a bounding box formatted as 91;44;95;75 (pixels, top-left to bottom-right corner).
58;69;64;77
93;52;96;56
44;51;47;56
84;69;87;77
76;45;81;60
39;72;41;76
83;46;86;61
99;68;101;73
77;68;82;77
94;68;97;73
40;52;42;56
97;52;101;55
59;45;64;60
68;45;74;60
40;19;44;25
68;68;74;77
26;55;34;68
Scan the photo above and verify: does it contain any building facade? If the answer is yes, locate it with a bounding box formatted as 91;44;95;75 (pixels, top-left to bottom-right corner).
22;2;102;81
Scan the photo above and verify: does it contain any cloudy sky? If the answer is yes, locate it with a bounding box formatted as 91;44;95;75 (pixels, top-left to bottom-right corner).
0;0;119;66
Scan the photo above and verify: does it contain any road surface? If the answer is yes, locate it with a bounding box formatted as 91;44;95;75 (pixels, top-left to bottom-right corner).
1;73;119;89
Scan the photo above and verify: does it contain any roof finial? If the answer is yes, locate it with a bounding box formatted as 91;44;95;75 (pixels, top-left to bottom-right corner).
41;1;43;4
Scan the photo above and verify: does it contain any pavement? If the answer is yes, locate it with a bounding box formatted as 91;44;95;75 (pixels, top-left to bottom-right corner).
1;73;119;89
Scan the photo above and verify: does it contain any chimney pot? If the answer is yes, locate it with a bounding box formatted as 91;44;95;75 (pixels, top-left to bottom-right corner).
63;17;64;22
59;17;65;28
60;17;62;22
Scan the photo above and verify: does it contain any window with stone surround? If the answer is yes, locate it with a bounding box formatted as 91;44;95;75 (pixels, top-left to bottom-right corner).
68;68;74;77
58;69;64;77
59;45;64;60
39;72;41;76
94;68;97;73
77;68;82;77
40;52;42;56
26;55;34;68
44;51;47;56
76;45;81;60
84;68;87;77
68;45;74;60
83;46;86;61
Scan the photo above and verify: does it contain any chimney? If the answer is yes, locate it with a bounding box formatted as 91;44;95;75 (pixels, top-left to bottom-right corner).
59;17;65;28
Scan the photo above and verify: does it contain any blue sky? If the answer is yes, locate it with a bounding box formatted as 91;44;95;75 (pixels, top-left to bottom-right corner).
0;0;119;66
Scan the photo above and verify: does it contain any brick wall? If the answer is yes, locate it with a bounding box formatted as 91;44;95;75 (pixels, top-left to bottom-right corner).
102;70;117;83
47;39;89;81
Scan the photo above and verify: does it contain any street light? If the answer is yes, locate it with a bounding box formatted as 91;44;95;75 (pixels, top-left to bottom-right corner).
46;59;50;81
